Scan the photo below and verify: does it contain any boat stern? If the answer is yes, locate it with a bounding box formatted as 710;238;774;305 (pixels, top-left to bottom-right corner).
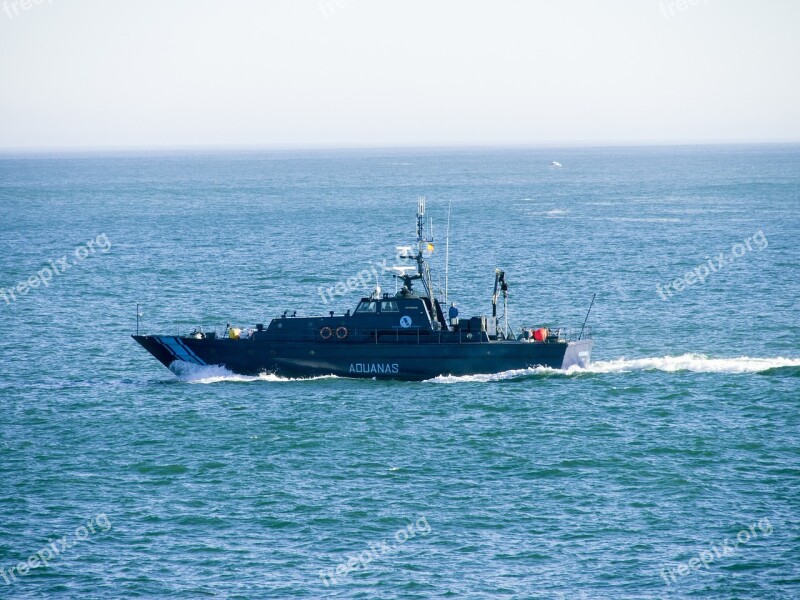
561;338;593;370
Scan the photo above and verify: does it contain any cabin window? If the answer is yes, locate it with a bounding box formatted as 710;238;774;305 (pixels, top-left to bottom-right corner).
356;301;377;313
380;301;399;312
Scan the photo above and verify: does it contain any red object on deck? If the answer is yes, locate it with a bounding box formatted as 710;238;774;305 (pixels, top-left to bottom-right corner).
533;327;549;342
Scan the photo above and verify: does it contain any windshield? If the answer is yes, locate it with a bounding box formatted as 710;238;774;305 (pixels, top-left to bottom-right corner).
355;301;377;313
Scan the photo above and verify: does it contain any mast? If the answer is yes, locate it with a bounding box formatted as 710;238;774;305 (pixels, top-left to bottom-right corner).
414;196;434;298
578;293;596;341
444;200;451;304
394;197;437;303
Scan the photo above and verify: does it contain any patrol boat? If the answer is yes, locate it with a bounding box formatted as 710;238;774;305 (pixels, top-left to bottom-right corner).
133;199;593;380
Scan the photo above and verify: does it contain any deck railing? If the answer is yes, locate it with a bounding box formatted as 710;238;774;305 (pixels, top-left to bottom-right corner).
222;324;593;344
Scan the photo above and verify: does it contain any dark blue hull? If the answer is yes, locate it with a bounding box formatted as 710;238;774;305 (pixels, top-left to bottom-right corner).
132;334;593;380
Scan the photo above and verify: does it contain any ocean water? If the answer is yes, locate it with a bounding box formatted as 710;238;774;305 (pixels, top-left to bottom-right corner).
0;145;798;598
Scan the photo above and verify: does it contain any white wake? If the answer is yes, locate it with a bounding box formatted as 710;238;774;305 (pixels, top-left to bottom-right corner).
166;355;799;384
426;354;800;383
583;354;800;374
168;361;339;384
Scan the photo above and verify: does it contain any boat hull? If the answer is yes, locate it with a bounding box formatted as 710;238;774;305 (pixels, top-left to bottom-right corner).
132;334;593;381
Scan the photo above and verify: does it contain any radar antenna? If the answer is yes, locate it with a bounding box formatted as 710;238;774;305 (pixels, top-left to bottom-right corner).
395;196;435;298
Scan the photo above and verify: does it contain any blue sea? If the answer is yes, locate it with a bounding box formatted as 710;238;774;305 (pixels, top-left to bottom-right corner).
1;145;798;598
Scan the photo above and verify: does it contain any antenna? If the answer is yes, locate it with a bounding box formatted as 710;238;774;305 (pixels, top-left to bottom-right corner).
578;293;596;340
445;200;451;304
416;196;426;253
504;291;509;338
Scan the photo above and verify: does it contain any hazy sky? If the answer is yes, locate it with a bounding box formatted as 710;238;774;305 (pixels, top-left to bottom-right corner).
1;0;798;149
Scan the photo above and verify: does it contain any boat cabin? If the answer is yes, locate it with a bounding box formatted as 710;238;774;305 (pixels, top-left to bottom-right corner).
350;292;448;331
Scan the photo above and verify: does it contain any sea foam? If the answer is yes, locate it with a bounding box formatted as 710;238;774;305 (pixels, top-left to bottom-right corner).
167;355;800;384
426;354;800;383
168;361;339;384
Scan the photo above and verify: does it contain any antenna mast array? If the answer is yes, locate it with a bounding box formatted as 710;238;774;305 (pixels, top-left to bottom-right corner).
444;200;451;304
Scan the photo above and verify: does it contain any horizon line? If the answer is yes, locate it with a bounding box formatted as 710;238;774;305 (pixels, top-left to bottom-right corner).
1;139;799;156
